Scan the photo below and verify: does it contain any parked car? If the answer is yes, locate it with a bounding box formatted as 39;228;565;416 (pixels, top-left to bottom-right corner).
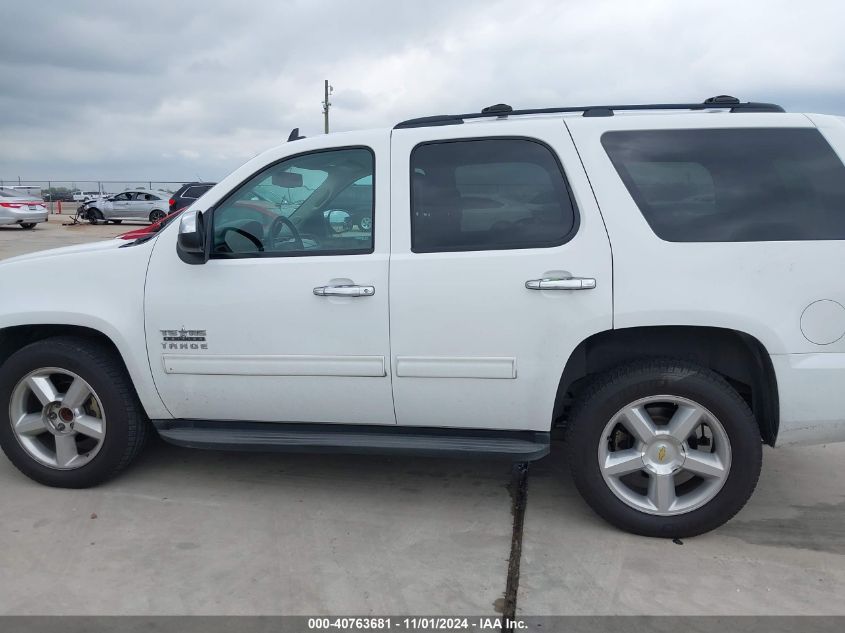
2;96;845;538
0;188;48;229
169;182;215;213
82;189;170;224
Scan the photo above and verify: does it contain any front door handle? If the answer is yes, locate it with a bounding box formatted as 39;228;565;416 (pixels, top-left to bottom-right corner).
313;284;375;297
525;277;596;290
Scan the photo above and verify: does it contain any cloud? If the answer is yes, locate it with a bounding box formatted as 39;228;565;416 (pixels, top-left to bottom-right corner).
0;0;843;183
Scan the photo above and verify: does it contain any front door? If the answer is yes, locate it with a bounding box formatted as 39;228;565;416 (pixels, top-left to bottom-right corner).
144;133;394;424
388;121;614;431
109;192;132;219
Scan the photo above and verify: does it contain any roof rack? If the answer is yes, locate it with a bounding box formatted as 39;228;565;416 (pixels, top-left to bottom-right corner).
394;95;785;129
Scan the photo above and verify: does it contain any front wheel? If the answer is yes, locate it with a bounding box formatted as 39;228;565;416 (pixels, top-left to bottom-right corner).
565;359;762;537
87;208;103;225
0;337;149;488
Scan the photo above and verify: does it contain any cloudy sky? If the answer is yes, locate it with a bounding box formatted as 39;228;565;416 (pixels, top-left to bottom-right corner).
1;0;844;184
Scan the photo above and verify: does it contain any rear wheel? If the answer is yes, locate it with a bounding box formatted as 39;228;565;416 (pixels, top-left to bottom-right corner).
0;337;149;488
111;220;122;225
149;210;165;223
565;359;762;537
19;223;36;230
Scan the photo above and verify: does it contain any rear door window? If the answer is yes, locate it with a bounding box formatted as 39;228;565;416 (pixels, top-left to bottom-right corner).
601;128;845;242
410;138;578;253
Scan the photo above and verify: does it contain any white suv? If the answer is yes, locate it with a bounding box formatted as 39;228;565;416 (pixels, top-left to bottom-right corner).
1;96;844;537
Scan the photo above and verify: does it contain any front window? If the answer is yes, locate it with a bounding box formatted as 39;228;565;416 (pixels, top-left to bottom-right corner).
212;147;374;257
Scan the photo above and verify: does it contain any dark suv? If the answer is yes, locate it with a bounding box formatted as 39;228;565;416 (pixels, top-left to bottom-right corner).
169;182;216;213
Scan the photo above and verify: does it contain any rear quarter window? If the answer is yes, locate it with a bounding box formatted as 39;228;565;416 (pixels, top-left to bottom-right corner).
183;186;210;199
601;128;845;242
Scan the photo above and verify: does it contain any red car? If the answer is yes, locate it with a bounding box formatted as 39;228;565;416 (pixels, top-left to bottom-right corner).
117;209;184;240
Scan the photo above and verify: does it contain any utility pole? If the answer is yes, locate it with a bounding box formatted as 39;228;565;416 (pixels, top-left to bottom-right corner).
322;80;333;134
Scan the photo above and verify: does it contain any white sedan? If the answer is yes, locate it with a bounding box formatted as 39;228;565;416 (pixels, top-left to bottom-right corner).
83;189;170;224
0;188;48;229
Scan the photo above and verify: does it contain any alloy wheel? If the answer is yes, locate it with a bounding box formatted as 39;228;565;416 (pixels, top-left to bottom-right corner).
8;368;106;470
597;395;731;516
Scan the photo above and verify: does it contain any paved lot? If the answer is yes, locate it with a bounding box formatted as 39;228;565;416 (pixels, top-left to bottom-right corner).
0;221;843;616
0;215;127;259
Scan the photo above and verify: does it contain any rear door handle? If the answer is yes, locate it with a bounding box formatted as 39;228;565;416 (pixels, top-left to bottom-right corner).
313;285;375;297
525;277;596;290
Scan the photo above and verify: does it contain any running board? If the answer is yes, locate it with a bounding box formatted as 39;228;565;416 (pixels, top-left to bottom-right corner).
151;420;550;461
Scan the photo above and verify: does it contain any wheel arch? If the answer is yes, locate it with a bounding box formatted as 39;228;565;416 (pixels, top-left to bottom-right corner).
1;324;124;374
0;323;165;420
554;326;779;445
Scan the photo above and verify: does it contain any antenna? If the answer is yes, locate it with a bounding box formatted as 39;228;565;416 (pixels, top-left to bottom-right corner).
287;128;305;142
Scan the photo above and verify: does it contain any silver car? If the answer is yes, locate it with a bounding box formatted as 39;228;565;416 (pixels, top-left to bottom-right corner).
0;188;48;229
83;189;170;224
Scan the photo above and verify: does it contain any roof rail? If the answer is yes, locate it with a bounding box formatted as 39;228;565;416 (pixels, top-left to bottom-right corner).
394;96;785;129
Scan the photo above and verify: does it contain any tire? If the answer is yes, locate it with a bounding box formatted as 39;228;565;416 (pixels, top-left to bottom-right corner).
112;220;122;225
565;358;762;537
0;337;149;488
19;223;36;230
87;208;103;225
149;210;165;223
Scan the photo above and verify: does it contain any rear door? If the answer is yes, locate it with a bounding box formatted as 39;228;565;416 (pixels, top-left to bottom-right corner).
389;120;613;431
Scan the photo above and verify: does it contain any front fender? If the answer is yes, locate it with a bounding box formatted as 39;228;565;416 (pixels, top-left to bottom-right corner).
0;239;170;419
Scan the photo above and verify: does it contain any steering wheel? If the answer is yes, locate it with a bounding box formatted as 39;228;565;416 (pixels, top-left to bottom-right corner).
219;226;264;252
267;214;304;250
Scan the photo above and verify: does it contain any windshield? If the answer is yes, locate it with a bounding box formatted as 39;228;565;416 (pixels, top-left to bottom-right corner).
245;164;329;216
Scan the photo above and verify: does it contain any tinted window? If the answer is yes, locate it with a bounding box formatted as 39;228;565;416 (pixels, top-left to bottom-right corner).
212;147;374;257
410;139;577;252
602;128;845;242
183;186;211;199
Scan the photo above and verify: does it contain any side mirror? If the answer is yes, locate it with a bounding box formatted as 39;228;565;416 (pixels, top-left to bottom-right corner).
272;172;303;188
177;209;208;265
325;209;350;234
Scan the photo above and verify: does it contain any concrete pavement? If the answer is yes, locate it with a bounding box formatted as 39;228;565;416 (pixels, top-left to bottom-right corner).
519;442;845;615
